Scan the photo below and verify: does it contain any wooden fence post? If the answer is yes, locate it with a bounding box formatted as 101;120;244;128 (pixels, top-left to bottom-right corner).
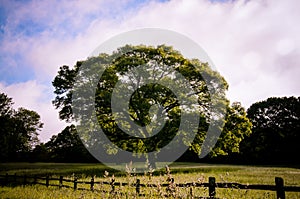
209;177;216;199
5;173;9;185
46;176;49;187
59;176;63;189
111;178;115;194
90;176;94;191
23;175;27;185
275;177;285;199
189;186;193;198
136;179;140;195
74;177;77;190
34;175;37;184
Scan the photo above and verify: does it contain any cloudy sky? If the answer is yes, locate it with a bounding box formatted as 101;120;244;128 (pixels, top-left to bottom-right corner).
0;0;299;142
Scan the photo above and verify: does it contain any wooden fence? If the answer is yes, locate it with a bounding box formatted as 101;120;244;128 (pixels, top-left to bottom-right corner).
1;173;300;198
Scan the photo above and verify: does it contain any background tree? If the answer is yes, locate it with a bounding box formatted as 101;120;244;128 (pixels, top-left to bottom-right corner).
52;45;252;163
31;143;49;162
0;93;14;116
45;125;96;162
0;93;14;161
14;107;42;151
0;93;43;161
241;96;300;164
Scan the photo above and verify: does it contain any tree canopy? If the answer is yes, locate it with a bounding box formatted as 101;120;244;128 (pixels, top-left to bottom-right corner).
52;45;252;165
210;102;252;157
241;96;300;163
0;93;43;161
43;125;96;162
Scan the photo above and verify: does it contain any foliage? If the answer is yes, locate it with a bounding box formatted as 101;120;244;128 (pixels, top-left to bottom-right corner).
44;125;96;162
52;64;80;122
0;93;14;116
211;102;252;157
31;143;49;162
14;108;42;149
241;96;300;163
52;45;252;162
0;93;43;162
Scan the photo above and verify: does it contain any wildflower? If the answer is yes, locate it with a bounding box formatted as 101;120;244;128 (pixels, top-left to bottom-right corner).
104;170;109;178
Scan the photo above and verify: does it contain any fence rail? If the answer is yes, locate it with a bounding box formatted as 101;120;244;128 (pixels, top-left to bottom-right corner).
1;173;300;198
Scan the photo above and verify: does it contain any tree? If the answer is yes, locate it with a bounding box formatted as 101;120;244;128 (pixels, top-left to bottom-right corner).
0;93;14;161
45;125;96;162
31;143;49;162
52;45;251;164
0;93;14;116
212;102;252;156
241;96;300;163
14;107;43;150
0;93;43;161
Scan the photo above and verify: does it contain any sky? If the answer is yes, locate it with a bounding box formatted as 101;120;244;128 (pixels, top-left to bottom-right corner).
0;0;299;142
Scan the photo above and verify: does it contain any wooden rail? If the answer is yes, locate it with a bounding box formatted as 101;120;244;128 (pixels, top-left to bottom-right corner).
1;174;300;198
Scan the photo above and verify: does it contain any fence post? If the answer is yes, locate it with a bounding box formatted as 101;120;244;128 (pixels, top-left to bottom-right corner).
74;177;77;190
46;176;49;187
189;186;193;198
136;179;140;195
14;173;17;183
34;175;37;184
5;173;9;185
275;177;285;199
90;176;94;191
209;177;216;199
23;174;27;185
110;178;115;194
59;176;63;189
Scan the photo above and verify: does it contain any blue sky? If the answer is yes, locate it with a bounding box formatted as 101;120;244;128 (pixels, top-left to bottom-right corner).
0;0;299;142
0;0;172;84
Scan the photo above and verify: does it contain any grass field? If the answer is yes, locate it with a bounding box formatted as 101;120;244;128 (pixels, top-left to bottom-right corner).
1;162;300;198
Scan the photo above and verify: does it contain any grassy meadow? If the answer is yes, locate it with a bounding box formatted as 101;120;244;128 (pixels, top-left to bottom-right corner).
0;162;300;198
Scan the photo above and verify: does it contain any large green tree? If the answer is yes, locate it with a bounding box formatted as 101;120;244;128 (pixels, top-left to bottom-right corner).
241;96;300;163
210;102;252;157
0;93;43;161
53;45;251;163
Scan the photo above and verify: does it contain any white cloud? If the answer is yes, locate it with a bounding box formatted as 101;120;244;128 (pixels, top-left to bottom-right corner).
276;38;296;56
1;0;300;141
115;0;299;107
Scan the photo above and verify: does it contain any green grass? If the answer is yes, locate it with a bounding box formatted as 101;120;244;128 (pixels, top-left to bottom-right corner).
1;162;300;198
0;162;119;178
